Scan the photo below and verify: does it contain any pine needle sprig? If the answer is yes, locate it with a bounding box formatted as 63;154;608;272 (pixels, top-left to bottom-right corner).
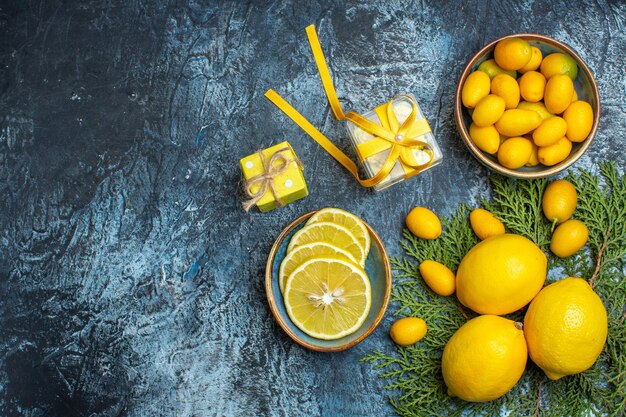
363;161;626;417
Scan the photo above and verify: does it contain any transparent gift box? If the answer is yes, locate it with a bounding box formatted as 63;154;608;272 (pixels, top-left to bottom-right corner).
345;94;443;191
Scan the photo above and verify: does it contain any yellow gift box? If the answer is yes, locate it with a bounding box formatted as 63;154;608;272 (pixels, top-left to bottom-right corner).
240;142;308;212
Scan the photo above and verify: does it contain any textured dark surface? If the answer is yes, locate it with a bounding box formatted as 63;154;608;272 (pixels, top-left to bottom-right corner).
0;1;624;416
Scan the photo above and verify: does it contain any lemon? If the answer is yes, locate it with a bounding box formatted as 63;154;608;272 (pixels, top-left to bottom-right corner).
389;317;427;346
542;179;578;224
495;109;542;137
469;123;500;154
477;59;517;79
544;74;575;114
537;137;572;166
563;100;594;142
284;258;371;340
494;38;533;71
517;101;554;121
497;137;534;169
491;73;520;109
540;52;579;80
287;222;365;266
279;242;357;293
472;94;506;127
419;260;456;296
526;142;539;167
518;46;543;73
462;70;491;108
442;315;527;402
307;207;370;255
550;219;589;258
518;70;546;103
524;277;608;380
406;207;442;240
469;208;505;240
456;234;547;315
532;116;568;147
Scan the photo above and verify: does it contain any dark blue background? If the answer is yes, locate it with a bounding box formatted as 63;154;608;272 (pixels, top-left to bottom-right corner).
1;1;624;416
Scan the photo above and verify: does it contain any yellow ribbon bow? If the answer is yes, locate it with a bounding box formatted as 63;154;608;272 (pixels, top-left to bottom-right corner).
264;24;434;188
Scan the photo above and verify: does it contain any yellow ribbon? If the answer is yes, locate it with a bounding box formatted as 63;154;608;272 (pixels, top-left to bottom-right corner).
265;24;434;188
242;147;303;212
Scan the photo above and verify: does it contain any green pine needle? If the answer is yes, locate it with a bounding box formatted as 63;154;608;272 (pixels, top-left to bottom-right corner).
363;161;626;417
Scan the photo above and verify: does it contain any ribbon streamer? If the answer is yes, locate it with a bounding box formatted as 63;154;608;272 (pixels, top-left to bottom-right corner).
242;147;303;212
264;24;435;188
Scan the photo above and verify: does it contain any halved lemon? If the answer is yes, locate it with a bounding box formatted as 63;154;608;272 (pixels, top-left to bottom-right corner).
287;222;366;266
307;208;371;255
279;242;358;294
284;258;372;340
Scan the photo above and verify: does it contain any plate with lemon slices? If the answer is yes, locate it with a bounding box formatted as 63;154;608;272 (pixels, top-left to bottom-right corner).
265;208;392;352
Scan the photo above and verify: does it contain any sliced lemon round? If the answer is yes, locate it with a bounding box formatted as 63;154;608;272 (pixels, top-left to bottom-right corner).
279;242;358;294
287;222;366;266
307;208;371;255
284;258;372;340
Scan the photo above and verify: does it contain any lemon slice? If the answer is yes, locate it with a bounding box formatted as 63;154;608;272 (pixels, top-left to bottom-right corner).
307;208;371;255
284;258;372;340
279;242;358;294
287;222;366;266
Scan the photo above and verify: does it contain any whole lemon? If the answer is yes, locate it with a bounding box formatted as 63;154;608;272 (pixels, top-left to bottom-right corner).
406;207;441;240
537;137;572;166
419;260;456;296
497;137;534;169
518;71;547;103
472;94;506;127
495;109;542;137
542;179;578;224
551;219;589;258
442;315;527;402
491;73;520;109
390;317;427;346
563;100;594;142
532;116;568;147
494;38;533;71
469;123;500;154
456;234;547;315
462;70;491;108
524;277;608;380
544;75;575;114
477;59;517;79
469;208;506;240
540;52;579;80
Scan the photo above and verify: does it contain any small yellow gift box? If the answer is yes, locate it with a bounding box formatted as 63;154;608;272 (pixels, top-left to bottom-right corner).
240;142;308;212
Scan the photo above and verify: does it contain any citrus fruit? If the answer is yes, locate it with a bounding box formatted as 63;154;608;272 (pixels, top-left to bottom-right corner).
283;258;371;340
406;207;441;240
389;317;427;346
550;219;589;257
540;52;579;80
477;58;517;79
497;137;534;169
494;37;533;71
544;74;575;114
456;234;547;315
287;222;365;266
469;208;505;240
472;94;506;127
537;137;572;166
524;277;608;380
518;46;543;73
563;100;594;142
532;116;568;147
495;109;542;136
518;70;546;103
526;142;539;167
469;123;500;154
491;73;520;109
419;260;456;296
442;315;527;402
307;207;371;255
279;242;358;293
517;101;554;121
542;179;577;224
462;70;491;108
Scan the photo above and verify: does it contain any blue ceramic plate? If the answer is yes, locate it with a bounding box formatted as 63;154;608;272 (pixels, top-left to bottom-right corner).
265;210;392;352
